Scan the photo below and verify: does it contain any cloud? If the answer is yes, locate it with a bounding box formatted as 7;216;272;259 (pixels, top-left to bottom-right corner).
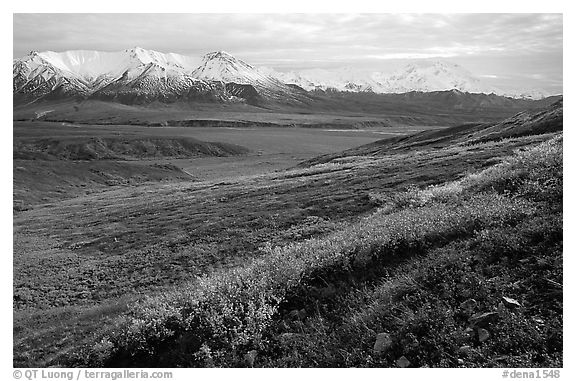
365;52;459;60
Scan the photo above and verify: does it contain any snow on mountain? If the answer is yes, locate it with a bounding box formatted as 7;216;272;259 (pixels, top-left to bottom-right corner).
92;62;233;103
191;51;311;104
13;48;552;104
13;51;92;101
263;60;551;100
38;47;201;80
377;60;497;94
500;88;551;100
191;51;290;91
262;67;381;92
263;61;496;95
34;47;203;93
13;49;235;104
13;48;311;105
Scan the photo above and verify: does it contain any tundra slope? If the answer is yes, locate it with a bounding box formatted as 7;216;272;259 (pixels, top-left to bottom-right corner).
302;99;563;166
77;107;563;367
13;101;562;367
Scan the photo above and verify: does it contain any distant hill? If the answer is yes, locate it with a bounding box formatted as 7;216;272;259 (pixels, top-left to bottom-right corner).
14;135;249;161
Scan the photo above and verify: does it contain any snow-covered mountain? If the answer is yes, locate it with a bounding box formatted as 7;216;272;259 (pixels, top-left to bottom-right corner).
192;51;273;85
191;51;312;104
38;47;200;81
13;48;552;105
14;48;211;103
261;66;382;93
500;88;551;101
92;63;235;104
377;61;495;94
13;48;311;105
13;51;92;101
262;60;550;100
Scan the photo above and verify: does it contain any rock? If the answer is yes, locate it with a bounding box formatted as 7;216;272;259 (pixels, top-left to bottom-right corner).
502;296;522;309
497;302;507;317
279;332;303;345
458;345;472;355
280;332;294;341
396;356;411;368
457;359;465;365
536;258;548;266
373;333;393;355
469;311;499;327
244;350;257;367
319;285;337;299
288;309;306;320
478;328;490;343
459;298;478;316
463;327;475;340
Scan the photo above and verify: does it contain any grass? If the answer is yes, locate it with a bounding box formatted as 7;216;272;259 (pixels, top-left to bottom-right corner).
13;296;139;367
13;160;194;210
58;134;561;367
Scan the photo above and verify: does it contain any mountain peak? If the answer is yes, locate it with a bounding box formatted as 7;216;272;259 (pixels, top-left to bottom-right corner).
193;51;262;83
204;51;235;59
381;60;491;94
201;51;248;67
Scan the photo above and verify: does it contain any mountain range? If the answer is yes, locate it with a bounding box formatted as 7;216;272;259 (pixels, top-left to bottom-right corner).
13;47;554;107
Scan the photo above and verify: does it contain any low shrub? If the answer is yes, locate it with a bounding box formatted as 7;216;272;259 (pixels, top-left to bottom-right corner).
87;190;536;366
274;207;562;367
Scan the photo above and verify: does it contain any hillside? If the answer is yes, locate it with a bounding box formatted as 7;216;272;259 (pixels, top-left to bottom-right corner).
89;135;562;368
13;101;562;367
302;99;563;166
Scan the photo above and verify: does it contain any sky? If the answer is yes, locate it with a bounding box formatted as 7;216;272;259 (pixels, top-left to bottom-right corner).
13;13;563;94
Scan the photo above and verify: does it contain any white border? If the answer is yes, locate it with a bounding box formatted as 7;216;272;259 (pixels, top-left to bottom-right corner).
2;2;571;380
